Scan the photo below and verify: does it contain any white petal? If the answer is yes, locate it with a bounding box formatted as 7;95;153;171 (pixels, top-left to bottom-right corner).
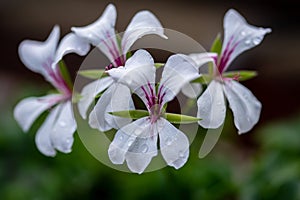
223;80;261;134
50;101;77;153
89;85;114;132
77;77;114;119
122;10;167;54
159;54;200;105
221;9;271;71
108;49;155;106
188;52;218;68
105;84;134;130
89;84;133;131
71;4;120;66
35;105;61;157
181;82;203;98
54;33;90;64
126;123;158;174
197;80;226;129
14;94;61;132
158;118;189;169
18;26;59;79
108;49;155;86
108;117;154;166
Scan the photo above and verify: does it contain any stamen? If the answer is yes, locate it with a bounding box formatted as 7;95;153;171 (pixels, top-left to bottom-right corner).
105;63;114;71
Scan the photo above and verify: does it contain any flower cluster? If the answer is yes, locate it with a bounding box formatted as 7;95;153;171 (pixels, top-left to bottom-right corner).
14;4;271;173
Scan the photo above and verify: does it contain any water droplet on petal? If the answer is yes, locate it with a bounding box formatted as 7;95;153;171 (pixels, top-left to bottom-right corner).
244;39;251;45
179;150;185;158
66;138;71;144
110;149;116;157
165;137;172;146
141;144;148;153
127;139;134;146
216;101;222;106
240;31;246;36
59;121;66;127
119;135;123;141
134;128;142;136
252;36;262;45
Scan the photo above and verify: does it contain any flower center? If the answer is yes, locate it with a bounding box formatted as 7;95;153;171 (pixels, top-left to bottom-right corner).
141;83;166;124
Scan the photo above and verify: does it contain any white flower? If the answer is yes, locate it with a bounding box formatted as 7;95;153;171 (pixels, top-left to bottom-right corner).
73;4;167;132
191;9;271;134
107;49;199;174
14;26;90;156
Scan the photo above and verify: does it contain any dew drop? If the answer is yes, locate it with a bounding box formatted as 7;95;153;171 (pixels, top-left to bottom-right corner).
127;139;134;146
244;39;251;45
59;121;66;127
216;101;222;106
240;31;246;36
165;137;172;146
134;128;142;136
65;138;71;146
119;135;124;141
252;36;262;45
141;144;148;153
109;149;116;157
179;150;185;158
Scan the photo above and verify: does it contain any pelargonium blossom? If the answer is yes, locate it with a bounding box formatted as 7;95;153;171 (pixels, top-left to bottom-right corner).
107;49;199;174
14;26;90;156
73;4;167;132
190;9;271;134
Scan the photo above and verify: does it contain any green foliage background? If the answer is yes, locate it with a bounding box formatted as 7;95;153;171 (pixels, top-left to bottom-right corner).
1;83;300;200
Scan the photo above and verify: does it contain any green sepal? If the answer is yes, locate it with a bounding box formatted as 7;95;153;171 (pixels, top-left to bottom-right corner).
209;33;222;76
109;110;200;124
109;110;149;119
154;63;165;68
72;92;83;103
78;69;107;79
126;51;132;59
58;60;73;89
210;33;222;55
223;70;258;81
192;74;212;84
164;113;201;124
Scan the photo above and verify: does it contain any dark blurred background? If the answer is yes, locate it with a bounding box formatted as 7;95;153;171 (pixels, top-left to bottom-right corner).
1;0;300;199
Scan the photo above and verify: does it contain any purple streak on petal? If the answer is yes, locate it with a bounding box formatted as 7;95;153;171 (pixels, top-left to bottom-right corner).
147;82;155;107
141;85;151;109
218;36;233;73
104;30;125;67
97;29;120;67
211;55;218;66
218;35;240;73
157;84;164;105
43;59;71;100
220;40;239;73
